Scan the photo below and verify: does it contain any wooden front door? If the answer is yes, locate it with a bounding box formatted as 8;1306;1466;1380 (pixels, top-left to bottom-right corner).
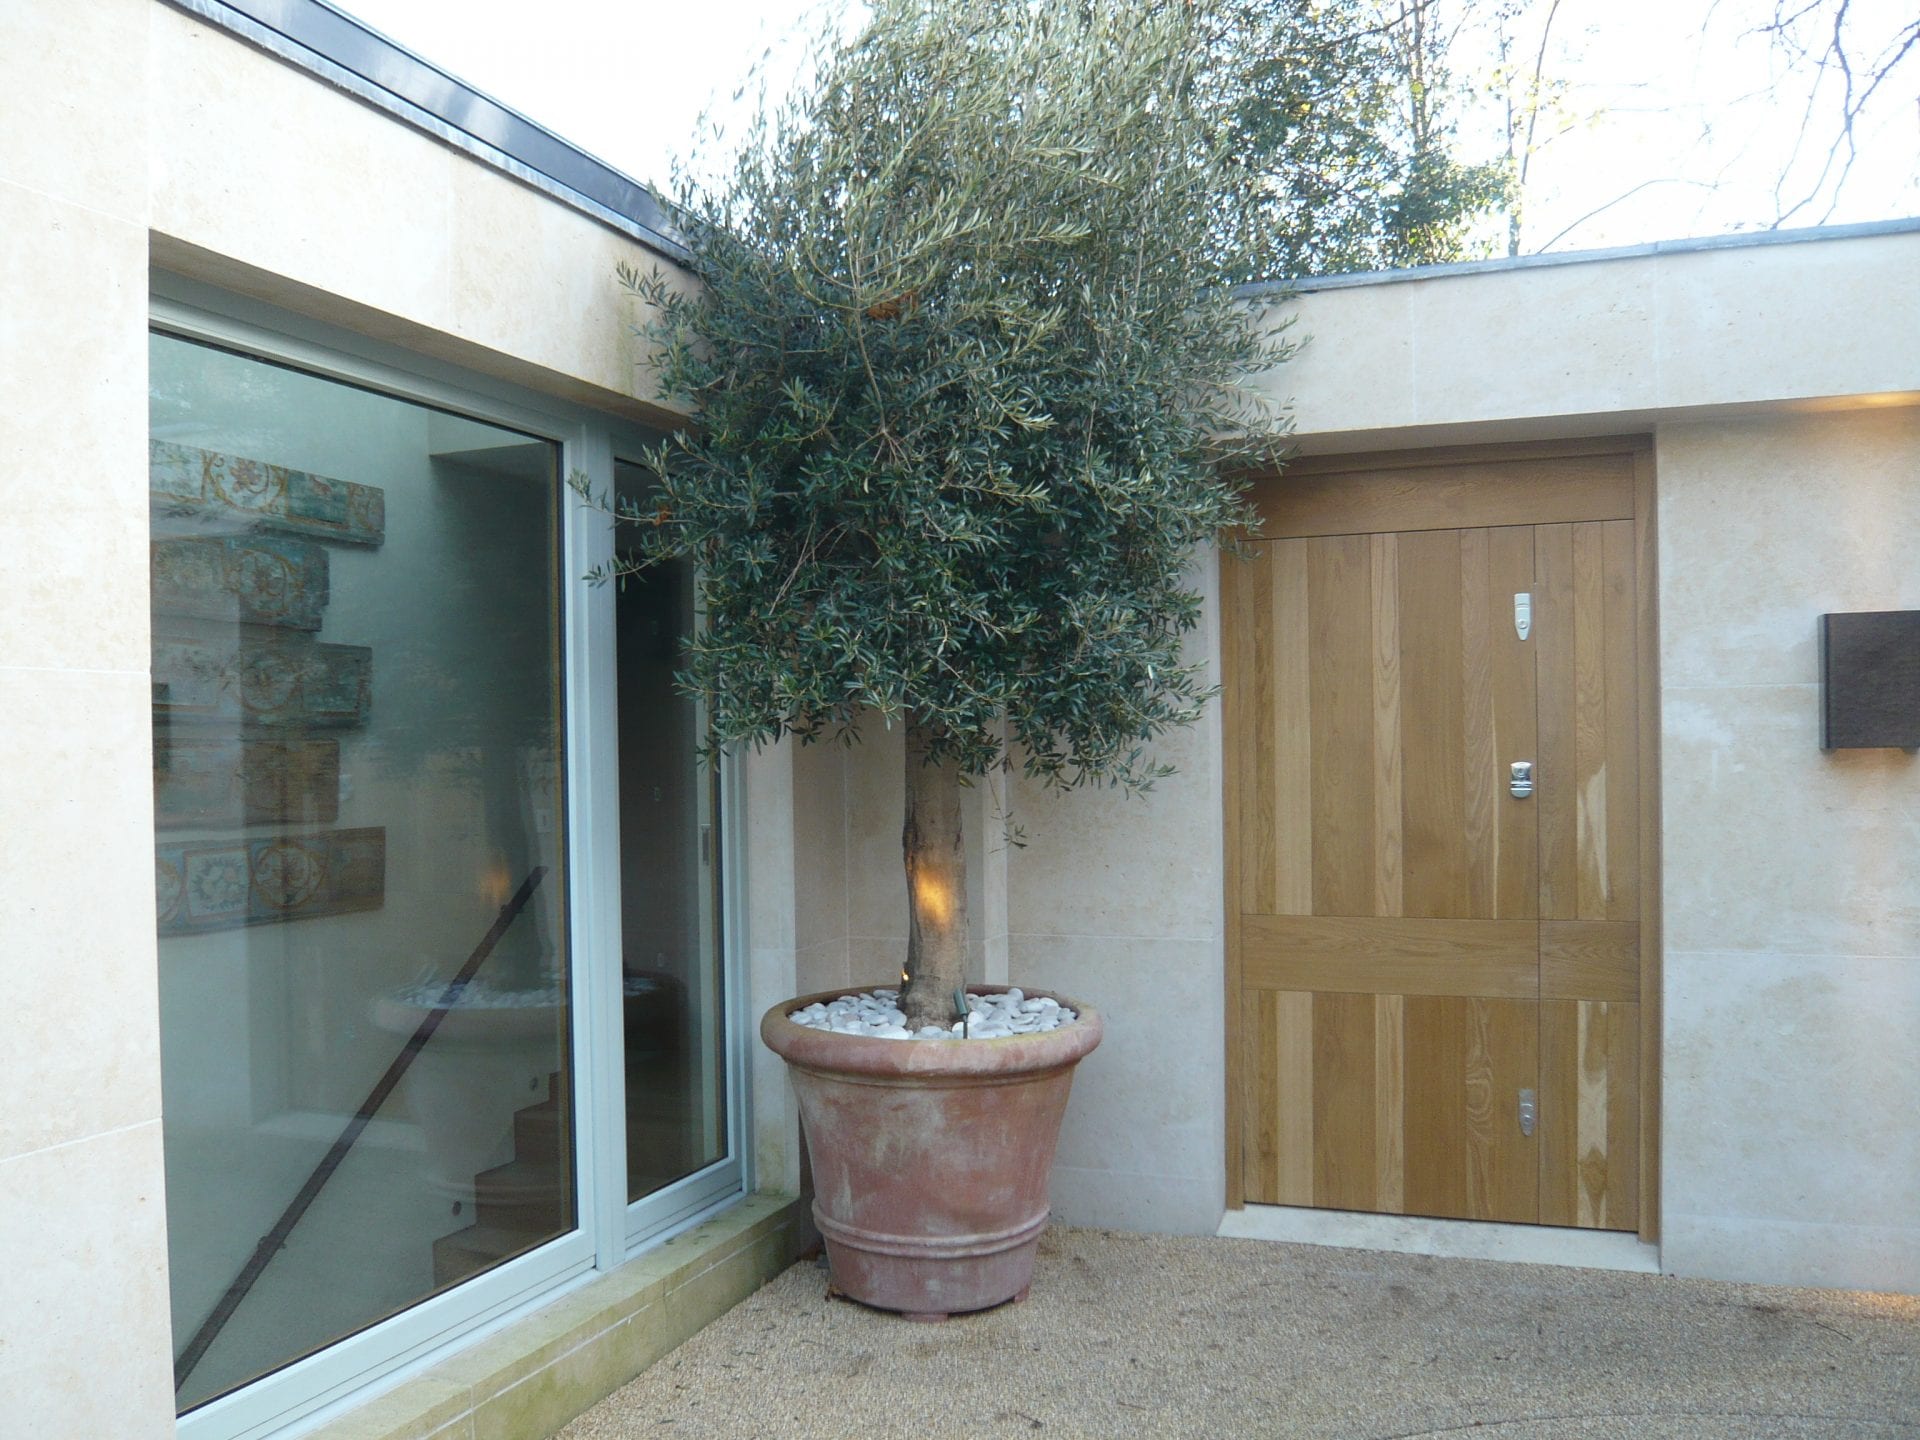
1224;442;1657;1234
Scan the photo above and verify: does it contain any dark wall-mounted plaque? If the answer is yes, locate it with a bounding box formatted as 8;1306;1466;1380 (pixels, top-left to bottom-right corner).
156;827;386;935
1821;610;1920;749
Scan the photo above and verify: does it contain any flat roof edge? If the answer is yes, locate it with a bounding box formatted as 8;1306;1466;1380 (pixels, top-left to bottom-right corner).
162;0;692;265
1241;216;1920;298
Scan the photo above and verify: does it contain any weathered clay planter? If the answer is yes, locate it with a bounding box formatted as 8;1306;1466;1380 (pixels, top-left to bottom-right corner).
761;985;1102;1320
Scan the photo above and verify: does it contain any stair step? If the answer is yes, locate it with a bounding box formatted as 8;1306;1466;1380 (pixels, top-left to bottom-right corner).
513;1103;566;1165
432;1223;554;1288
473;1158;572;1231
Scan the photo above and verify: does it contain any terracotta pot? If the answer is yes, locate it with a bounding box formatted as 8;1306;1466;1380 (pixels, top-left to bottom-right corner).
760;985;1102;1320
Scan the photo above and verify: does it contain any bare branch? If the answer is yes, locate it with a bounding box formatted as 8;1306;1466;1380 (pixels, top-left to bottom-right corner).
1535;177;1720;253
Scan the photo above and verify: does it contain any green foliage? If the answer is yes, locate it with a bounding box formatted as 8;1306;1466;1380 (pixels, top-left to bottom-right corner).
1211;0;1512;278
604;0;1292;790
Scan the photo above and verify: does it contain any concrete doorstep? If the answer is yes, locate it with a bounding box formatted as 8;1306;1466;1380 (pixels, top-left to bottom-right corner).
557;1225;1919;1439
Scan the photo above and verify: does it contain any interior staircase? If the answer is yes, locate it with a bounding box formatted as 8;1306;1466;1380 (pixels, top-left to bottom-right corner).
432;1072;573;1288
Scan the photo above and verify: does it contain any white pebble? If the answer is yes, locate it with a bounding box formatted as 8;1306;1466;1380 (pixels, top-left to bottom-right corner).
786;989;1078;1041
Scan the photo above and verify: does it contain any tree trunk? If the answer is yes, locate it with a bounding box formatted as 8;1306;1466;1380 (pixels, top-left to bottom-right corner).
900;723;970;1031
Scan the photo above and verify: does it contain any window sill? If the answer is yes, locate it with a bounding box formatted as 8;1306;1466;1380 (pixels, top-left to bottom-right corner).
301;1192;807;1440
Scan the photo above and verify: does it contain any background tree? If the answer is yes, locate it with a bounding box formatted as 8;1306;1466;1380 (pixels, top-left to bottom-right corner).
1209;0;1512;280
601;0;1291;1028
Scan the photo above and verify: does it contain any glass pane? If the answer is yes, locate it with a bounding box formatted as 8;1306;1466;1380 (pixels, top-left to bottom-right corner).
151;334;571;1413
614;459;726;1202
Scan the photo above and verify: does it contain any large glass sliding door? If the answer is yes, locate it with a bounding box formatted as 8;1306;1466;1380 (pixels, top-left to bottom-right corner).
151;301;746;1440
152;332;573;1413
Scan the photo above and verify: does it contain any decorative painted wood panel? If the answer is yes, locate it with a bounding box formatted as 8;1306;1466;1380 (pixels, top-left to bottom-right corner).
150;440;386;546
151;535;331;630
152;632;373;728
154;737;341;829
154;827;386;935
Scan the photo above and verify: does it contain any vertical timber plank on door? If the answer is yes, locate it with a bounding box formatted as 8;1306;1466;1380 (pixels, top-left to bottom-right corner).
1312;991;1380;1210
1221;544;1252;1209
1540;999;1640;1229
1272;540;1314;916
1397;530;1470;918
1487;528;1540;920
1308;535;1375;916
1371;535;1404;917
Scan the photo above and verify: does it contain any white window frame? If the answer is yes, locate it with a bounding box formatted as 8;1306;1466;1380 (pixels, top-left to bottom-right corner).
150;276;750;1440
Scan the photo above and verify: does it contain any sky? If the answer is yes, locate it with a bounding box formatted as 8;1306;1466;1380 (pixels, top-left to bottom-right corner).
334;0;1919;260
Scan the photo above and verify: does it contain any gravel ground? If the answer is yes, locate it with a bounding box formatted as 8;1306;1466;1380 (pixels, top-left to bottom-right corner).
557;1227;1920;1439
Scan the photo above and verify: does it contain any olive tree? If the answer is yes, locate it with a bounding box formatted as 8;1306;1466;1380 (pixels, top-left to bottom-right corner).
602;0;1290;1030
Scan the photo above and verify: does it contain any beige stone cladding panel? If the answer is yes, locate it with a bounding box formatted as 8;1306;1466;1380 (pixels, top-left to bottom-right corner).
742;743;802;1194
1654;233;1920;409
844;720;909;951
0;2;170;1433
1407;257;1659;423
0;670;163;1156
791;738;848;957
0;183;152;674
1661;950;1920;1292
147;4;456;339
1656;406;1920;1291
0;0;150;221
1006;553;1226;946
1262;230;1920;440
0;1125;176;1436
145;3;695;413
1017;933;1227;1235
1657;409;1920;690
997;555;1227;1233
1268;281;1418;435
1663;686;1919;961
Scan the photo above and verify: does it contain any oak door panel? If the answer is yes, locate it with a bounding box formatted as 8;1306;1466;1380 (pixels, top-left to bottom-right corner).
1247;453;1636;540
1308;535;1376;915
1537;520;1639;922
1403;997;1540;1222
1244;987;1401;1210
1540;1000;1640;1229
1398;530;1472;917
1231;448;1650;1234
1242;915;1537;998
1540;921;1639;1002
1239;528;1539;927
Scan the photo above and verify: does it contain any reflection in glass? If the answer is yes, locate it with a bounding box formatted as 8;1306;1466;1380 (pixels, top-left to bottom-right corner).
614;460;726;1202
151;334;571;1412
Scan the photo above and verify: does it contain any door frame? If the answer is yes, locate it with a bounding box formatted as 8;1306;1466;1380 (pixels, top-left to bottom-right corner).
1222;435;1662;1244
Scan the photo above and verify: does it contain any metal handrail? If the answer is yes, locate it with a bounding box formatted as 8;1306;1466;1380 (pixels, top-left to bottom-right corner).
172;867;550;1393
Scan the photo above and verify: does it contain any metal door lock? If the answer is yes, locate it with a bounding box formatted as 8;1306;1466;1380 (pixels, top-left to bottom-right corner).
1518;1089;1537;1136
1509;761;1534;799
